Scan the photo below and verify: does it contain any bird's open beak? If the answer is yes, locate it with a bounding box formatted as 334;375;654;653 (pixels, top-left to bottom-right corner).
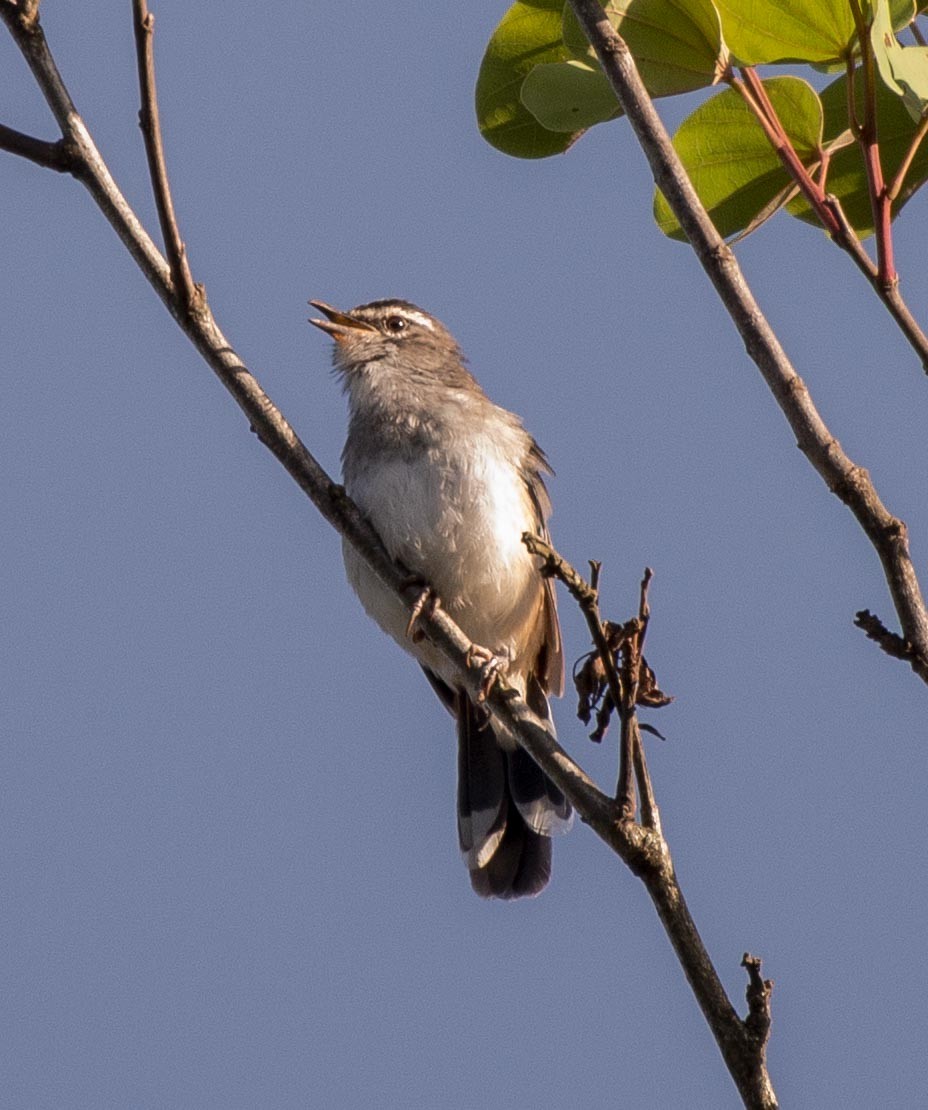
308;301;378;341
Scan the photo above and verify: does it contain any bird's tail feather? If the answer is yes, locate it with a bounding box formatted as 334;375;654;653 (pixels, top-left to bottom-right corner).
456;691;569;899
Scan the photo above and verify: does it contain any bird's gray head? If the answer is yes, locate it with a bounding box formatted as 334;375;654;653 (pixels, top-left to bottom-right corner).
309;299;469;383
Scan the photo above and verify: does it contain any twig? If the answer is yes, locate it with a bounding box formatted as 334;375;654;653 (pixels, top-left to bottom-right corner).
632;718;660;834
741;954;774;1049
616;707;636;817
731;64;928;369
887;110;928;202
0;121;74;171
520;541;665;827
567;0;928;697
854;608;922;666
131;0;198;311
732;68;841;237
520;538;770;1105
847;0;896;287
616;580;646;819
522;535;627;737
631;569;660;833
822;193;928;375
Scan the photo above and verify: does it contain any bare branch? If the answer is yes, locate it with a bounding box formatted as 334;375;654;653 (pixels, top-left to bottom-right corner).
886;110;928;203
731;64;928;369
631;569;660;833
131;0;198;311
822;192;928;373
632;718;660;834
854;608;925;670
566;0;928;689
638;858;777;1110
742;954;774;1056
522;535;628;742
0;121;73;171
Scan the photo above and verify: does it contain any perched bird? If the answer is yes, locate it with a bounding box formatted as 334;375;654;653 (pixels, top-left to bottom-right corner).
310;299;572;898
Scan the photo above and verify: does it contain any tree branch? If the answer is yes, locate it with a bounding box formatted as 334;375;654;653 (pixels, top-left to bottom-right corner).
821;191;928;374
0;121;74;171
729;63;928;370
566;0;928;688
731;67;841;237
131;0;198;311
847;0;896;286
520;537;778;1103
854;607;924;666
886;109;928;203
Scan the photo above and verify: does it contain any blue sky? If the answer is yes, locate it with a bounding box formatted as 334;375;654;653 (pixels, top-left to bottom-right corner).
2;3;927;1107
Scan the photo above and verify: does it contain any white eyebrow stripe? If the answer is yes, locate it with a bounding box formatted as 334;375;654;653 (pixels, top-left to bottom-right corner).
401;310;435;331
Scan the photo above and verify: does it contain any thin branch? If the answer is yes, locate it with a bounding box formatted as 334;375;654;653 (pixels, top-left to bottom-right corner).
522;536;627;733
733;64;928;369
632;718;660;834
523;543;663;825
847;0;896;286
886;109;928;202
742;954;774;1050
846;58;863;137
631;569;660;832
821;192;928;379
131;0;198;311
0;121;74;171
567;0;928;694
615;572;649;820
854;608;924;666
733;67;841;238
522;538;769;1105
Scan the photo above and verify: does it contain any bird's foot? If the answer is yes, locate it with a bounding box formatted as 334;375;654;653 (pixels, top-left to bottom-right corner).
466;644;511;703
403;577;439;642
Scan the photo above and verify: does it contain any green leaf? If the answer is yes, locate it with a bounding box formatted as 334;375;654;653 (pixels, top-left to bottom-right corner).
562;0;728;97
871;0;928;120
713;0;857;65
476;0;579;158
787;69;928;236
891;0;918;25
654;76;823;240
521;60;623;131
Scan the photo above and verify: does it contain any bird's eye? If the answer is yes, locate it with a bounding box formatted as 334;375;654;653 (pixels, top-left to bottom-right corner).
384;315;407;334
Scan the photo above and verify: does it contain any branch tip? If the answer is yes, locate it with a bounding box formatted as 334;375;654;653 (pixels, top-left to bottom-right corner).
741;953;774;1045
0;122;74;172
131;0;198;312
854;609;928;680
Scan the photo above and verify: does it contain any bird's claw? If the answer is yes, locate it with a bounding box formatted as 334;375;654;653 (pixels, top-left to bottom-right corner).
404;580;439;642
466;645;509;703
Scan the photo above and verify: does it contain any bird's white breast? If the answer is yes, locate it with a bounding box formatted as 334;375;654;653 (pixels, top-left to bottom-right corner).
343;433;541;684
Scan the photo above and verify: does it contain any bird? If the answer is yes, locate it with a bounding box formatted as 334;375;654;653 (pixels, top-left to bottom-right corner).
310;298;572;898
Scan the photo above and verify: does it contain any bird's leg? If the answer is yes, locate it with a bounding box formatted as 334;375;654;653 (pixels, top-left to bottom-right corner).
466;643;511;703
402;575;440;642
